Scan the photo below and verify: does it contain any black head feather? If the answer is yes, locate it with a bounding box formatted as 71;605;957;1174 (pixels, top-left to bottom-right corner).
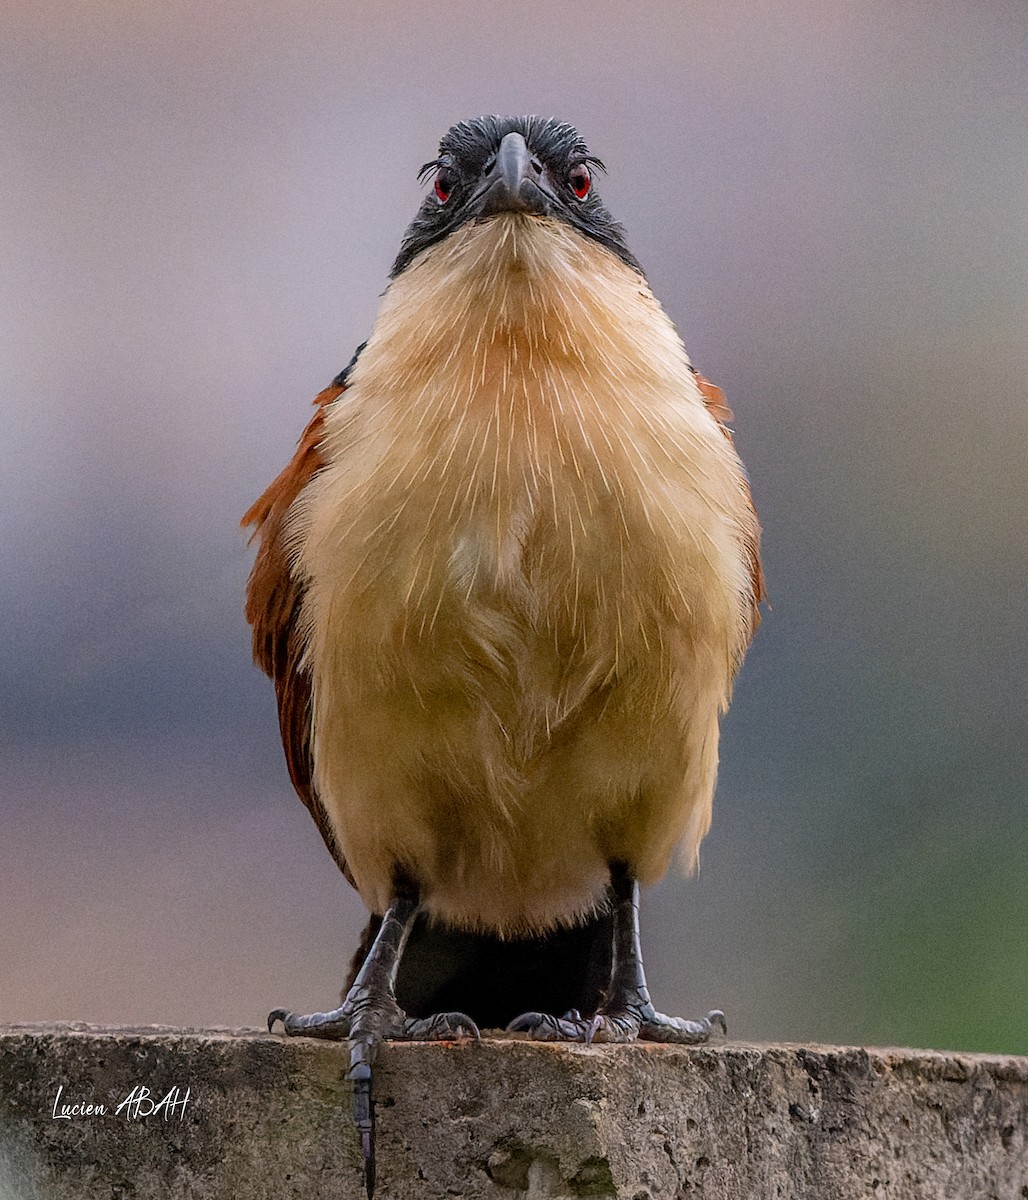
391;115;642;277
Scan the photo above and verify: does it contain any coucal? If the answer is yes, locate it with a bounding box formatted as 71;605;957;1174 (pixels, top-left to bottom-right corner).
244;115;763;1192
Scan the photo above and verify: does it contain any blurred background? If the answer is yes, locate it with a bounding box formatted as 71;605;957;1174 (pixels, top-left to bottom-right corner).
2;0;1025;1055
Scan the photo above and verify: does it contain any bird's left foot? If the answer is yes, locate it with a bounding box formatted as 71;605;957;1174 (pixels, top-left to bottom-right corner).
506;1008;591;1041
507;1005;726;1044
513;864;728;1047
586;1004;726;1044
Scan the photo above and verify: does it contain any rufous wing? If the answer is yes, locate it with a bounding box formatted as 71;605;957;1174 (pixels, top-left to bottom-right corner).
694;370;766;640
242;379;353;881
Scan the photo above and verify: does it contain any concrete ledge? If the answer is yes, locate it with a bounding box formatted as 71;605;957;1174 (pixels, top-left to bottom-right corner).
1;1024;1025;1198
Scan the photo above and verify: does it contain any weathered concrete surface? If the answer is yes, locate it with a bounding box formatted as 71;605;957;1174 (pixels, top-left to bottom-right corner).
0;1024;1025;1199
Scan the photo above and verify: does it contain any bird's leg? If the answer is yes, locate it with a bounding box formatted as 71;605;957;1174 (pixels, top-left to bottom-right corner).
507;863;726;1044
268;889;479;1197
268;893;415;1040
267;891;482;1043
585;862;726;1044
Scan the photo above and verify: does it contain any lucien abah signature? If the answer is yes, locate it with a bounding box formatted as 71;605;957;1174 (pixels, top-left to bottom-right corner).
51;1084;191;1121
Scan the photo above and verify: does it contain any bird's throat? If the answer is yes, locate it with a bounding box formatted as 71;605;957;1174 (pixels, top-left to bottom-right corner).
349;215;675;398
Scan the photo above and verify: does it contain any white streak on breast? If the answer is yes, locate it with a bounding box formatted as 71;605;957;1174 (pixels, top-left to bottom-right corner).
288;215;759;933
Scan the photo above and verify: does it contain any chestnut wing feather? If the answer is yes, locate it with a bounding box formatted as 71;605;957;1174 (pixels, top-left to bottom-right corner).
694;370;766;636
242;380;353;881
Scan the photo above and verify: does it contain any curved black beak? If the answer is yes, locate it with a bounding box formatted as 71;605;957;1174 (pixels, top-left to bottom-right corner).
477;132;553;217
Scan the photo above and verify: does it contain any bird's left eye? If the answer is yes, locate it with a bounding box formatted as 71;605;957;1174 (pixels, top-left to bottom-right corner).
434;167;454;204
568;164;591;199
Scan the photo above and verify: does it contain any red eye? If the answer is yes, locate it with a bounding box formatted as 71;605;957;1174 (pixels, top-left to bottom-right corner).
569;164;591;199
434;167;453;203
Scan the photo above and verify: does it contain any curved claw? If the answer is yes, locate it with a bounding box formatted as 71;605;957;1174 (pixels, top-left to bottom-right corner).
584;1006;729;1045
347;1055;375;1199
343;1006;478;1197
585;1011;641;1044
584;1013;608;1045
506;1010;590;1041
404;1011;481;1042
267;1004;354;1040
636;1006;728;1045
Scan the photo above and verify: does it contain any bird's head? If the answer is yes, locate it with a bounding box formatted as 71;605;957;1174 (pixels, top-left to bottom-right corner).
391;115;642;277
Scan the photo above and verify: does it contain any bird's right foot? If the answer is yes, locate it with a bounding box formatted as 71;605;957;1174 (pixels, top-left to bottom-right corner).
267;888;478;1199
269;990;478;1198
267;997;480;1044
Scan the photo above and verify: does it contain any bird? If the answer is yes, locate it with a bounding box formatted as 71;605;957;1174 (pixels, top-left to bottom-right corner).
243;114;763;1195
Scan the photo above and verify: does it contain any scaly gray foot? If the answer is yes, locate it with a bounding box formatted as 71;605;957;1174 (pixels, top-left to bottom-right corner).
506;1008;590;1040
269;973;478;1198
267;890;486;1196
267;997;479;1043
507;1005;725;1044
586;1005;726;1044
